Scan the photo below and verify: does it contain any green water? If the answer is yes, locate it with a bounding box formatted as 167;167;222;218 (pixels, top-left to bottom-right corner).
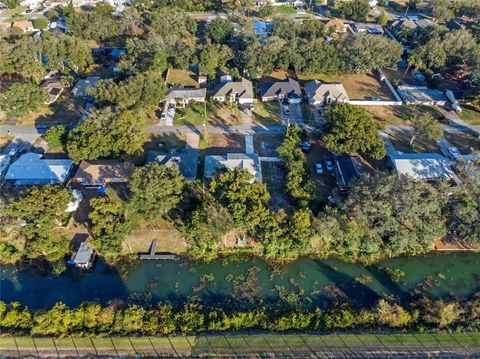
1;252;479;309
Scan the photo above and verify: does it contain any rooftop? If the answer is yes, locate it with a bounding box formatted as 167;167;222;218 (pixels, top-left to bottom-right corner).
72;76;101;97
204;153;262;182
73;160;134;182
388;153;454;181
259;78;302;100
147;149;199;181
165;88;207;100
5;153;73;185
304;80;350;104
397;85;446;104
213;77;254;100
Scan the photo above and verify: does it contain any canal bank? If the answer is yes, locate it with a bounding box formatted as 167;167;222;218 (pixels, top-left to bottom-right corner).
1;252;480;309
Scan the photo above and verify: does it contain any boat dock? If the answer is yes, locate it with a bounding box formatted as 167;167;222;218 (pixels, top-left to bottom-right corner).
139;240;176;260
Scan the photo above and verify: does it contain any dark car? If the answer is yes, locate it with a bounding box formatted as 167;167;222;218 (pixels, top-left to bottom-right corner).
300;141;311;153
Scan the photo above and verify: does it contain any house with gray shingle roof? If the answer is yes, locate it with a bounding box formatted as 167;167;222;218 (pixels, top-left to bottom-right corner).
213;77;254;105
259;78;302;103
304;81;349;107
165;87;207;107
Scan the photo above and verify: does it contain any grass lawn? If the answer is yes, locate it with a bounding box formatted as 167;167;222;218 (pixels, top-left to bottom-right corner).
166;68;199;87
207;101;242;126
252;101;281;125
366;105;444;128
444;131;480;154
16;93;84;126
274;5;297;14
458;104;480;126
143;133;187;153
389;130;440;154
123;219;188;254
3;5;27;15
173;104;206;126
4;333;478;356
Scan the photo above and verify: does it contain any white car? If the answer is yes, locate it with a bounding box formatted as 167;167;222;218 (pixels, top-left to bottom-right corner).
315;163;323;174
448;147;461;159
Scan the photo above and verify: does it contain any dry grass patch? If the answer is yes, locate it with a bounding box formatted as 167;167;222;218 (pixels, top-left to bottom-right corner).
252;101;282;125
208;102;242;126
204;133;245;155
389;130;440;154
0;134;14;151
166;69;199;88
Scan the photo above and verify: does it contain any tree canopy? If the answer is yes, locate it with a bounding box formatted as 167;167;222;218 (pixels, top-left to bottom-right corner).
322;104;386;159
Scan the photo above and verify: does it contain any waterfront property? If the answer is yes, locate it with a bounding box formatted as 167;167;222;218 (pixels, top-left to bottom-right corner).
70;241;95;269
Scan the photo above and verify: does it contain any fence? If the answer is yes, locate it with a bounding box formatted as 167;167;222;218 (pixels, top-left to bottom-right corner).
2;332;480;358
347;100;403;106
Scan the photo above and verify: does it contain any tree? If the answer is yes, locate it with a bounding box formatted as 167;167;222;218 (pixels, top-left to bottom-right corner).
205;18;233;43
407;0;421;10
376;299;412;327
67;108;147;163
339;33;403;73
447;160;480;246
432;0;455;22
89;73;166;109
6;186;71;260
258;4;274;18
377;12;389;26
347;173;447;262
33;17;48;30
199;43;234;78
209;169;271;231
3;0;19;8
89;197;131;258
45;125;68;147
410;114;443;146
0;82;47;117
129;163;186;222
322;104;386;159
418;298;463;328
339;0;370;21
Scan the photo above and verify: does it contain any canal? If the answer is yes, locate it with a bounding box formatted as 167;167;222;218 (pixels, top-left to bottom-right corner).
1;252;479;308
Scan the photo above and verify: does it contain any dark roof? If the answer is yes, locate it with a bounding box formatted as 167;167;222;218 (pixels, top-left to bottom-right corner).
259;78;302;99
147;149;199;180
73;160;134;182
335;155;365;187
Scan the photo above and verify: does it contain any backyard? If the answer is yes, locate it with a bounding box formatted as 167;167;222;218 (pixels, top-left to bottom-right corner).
365;104;444;127
389;130;440;154
166;69;199;88
444;131;480;154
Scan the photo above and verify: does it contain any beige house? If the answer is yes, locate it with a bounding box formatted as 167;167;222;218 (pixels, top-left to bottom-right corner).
304;80;350;107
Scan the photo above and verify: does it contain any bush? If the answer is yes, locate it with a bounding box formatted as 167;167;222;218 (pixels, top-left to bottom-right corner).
33;17;49;30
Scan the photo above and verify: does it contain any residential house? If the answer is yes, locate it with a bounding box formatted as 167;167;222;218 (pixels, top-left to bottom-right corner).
72;76;100;98
354;22;384;35
41;80;64;104
397;86;447;106
213;77;255;105
72;160;134;186
388;153;454;181
11;20;34;33
147;149;199;181
5;153;74;186
389;18;417;42
304;80;349;107
0;155;11;174
70;241;95;269
204;153;262;182
324;19;348;33
259;77;302;103
165;88;207;107
335;155;366;190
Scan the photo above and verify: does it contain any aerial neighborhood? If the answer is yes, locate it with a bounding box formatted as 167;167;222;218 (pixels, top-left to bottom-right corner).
1;0;480;346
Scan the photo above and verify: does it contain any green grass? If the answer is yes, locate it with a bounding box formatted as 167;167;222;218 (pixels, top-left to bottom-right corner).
389;130;440;154
2;333;480;356
274;5;297;14
252;101;281;125
173;104;206;126
3;5;27;15
459;105;480;126
296;72;342;83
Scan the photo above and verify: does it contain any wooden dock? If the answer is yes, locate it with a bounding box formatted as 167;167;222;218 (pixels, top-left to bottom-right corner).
139;240;176;260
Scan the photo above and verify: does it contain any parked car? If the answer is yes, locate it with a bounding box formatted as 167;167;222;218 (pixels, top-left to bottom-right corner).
448;147;461;159
325;160;334;172
315;163;323;174
35;124;48;131
283;106;290;115
300;141;311;153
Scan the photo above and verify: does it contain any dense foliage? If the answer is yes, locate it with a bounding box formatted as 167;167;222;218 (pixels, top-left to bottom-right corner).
3;293;480;335
0;82;47;117
67;107;147;163
277;124;314;208
322;104;386;159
